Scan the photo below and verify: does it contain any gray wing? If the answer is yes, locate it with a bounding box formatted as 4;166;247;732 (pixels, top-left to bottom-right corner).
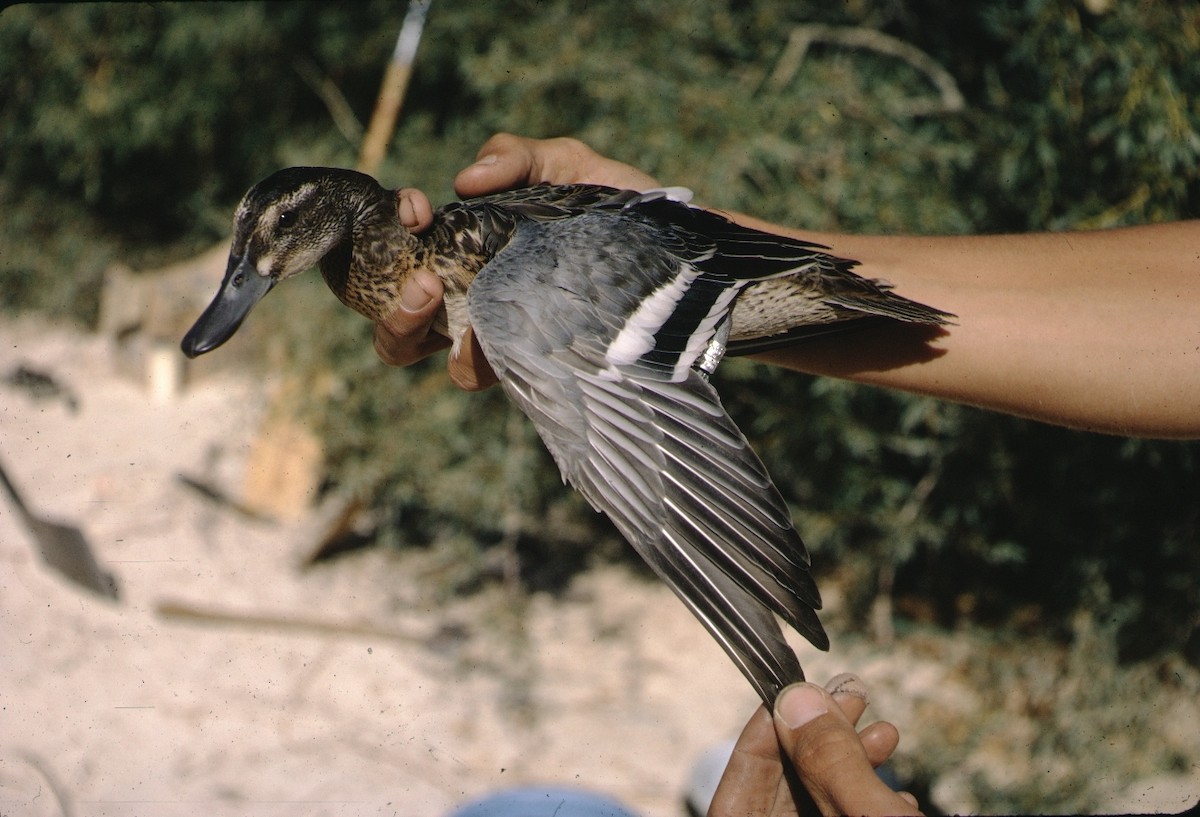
467;215;827;706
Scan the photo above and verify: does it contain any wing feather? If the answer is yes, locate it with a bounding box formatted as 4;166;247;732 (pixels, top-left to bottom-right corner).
468;216;827;705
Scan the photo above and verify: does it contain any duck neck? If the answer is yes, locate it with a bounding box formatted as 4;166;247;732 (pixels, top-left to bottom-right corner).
318;185;421;323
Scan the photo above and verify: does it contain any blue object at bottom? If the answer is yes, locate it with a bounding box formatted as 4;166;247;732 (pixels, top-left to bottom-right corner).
447;786;642;817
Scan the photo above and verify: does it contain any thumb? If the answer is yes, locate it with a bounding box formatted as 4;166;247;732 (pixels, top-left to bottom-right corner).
773;683;921;817
454;134;535;197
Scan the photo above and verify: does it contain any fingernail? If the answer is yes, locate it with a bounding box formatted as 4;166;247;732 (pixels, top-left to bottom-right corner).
825;672;868;704
472;153;498;167
775;683;828;729
398;194;418;228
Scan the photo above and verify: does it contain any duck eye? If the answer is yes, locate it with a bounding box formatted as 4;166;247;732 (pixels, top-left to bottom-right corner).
278;210;297;228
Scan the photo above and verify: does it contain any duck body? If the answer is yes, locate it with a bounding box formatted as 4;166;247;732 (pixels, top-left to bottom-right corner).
183;167;953;705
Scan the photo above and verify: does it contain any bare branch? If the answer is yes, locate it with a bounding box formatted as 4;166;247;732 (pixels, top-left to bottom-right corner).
293;57;364;147
769;24;965;117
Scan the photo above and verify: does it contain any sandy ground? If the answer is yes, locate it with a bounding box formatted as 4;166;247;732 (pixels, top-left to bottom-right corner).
0;316;776;817
3;316;1200;817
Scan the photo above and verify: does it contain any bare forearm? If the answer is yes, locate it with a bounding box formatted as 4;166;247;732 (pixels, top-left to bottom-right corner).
731;217;1200;439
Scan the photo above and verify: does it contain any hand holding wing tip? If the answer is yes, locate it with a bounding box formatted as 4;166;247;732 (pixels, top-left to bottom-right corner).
708;673;922;817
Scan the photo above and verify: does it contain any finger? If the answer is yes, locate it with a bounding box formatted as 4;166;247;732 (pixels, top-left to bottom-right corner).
859;720;901;768
774;683;922;817
534;136;605;185
454;133;538;197
540;136;660;190
825;672;868;726
373;270;450;367
373;325;450;367
706;706;784;817
373;320;450;367
526;135;662;190
455;133;662;196
448;326;500;391
397;187;434;232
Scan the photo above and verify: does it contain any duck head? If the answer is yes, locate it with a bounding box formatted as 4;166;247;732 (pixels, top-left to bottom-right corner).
182;167;393;358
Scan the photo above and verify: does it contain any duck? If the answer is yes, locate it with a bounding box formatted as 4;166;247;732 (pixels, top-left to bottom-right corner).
182;166;954;705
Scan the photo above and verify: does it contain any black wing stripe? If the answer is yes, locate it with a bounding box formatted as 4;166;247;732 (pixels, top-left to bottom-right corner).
641;275;737;375
628;197;844;280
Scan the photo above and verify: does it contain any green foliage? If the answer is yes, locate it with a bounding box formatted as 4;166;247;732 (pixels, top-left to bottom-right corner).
0;2;401;319
2;1;1198;659
910;0;1200;229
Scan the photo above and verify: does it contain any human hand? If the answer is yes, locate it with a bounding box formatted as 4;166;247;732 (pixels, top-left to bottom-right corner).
374;133;660;389
708;673;922;817
371;184;497;390
453;132;661;197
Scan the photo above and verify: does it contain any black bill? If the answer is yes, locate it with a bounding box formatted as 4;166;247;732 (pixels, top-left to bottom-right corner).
181;256;275;358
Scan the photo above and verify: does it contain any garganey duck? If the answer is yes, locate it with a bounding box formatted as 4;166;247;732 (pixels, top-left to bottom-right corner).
183;167;953;705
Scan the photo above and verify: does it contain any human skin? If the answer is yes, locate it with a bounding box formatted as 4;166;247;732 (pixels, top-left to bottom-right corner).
709;676;922;817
